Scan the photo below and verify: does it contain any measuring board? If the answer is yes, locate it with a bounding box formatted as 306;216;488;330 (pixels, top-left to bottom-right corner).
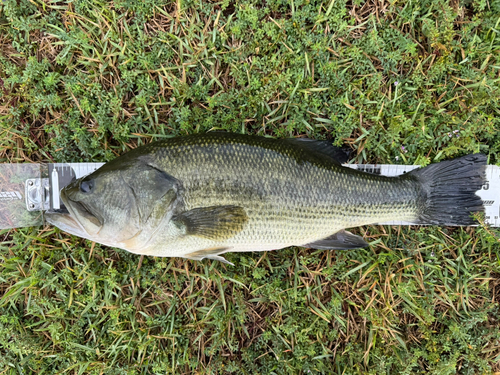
1;162;498;229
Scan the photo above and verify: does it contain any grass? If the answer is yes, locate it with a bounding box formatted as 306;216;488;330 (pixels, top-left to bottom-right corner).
1;0;500;373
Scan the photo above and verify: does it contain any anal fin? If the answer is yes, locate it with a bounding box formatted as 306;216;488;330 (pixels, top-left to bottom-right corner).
302;230;368;250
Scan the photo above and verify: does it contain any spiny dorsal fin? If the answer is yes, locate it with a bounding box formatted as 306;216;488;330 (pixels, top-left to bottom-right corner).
302;230;368;250
283;138;350;164
173;205;248;241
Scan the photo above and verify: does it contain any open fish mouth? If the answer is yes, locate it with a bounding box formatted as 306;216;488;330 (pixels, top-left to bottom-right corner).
44;207;89;238
44;191;102;238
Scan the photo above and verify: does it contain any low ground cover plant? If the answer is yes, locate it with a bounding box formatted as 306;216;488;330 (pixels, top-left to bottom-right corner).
1;0;499;373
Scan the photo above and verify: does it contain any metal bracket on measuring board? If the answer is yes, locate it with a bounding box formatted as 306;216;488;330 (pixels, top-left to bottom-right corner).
21;163;104;213
25;177;49;211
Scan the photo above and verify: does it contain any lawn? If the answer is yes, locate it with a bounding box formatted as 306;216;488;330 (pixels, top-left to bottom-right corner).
1;0;500;373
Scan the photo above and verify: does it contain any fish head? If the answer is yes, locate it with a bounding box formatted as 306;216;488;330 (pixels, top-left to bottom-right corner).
45;160;181;250
60;170;136;242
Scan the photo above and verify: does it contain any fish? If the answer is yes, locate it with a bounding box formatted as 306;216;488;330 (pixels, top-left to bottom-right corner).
44;133;487;264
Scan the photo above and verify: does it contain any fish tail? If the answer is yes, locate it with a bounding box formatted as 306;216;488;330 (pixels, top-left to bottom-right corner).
408;154;487;225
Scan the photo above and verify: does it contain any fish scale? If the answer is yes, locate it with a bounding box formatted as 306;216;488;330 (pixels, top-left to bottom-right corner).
135;134;422;256
42;133;486;262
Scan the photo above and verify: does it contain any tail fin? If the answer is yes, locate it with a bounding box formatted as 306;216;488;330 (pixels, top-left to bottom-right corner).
408;154;487;225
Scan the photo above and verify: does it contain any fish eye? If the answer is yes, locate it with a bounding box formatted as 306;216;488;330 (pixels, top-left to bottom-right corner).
80;180;94;193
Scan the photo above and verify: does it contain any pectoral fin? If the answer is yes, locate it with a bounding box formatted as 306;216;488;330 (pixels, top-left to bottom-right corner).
184;247;234;265
302;230;368;250
173;205;248;241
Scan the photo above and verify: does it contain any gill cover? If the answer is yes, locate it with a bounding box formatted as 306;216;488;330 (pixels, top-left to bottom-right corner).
122;165;181;225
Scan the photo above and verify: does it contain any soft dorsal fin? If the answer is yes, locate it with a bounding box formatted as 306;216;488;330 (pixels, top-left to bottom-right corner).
283;138;349;164
302;230;368;250
173;205;248;241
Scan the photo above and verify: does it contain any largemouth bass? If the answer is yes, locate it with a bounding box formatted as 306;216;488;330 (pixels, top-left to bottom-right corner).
45;133;486;264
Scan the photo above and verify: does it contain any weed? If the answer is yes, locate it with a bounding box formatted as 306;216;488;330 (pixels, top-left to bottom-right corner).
1;0;500;373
